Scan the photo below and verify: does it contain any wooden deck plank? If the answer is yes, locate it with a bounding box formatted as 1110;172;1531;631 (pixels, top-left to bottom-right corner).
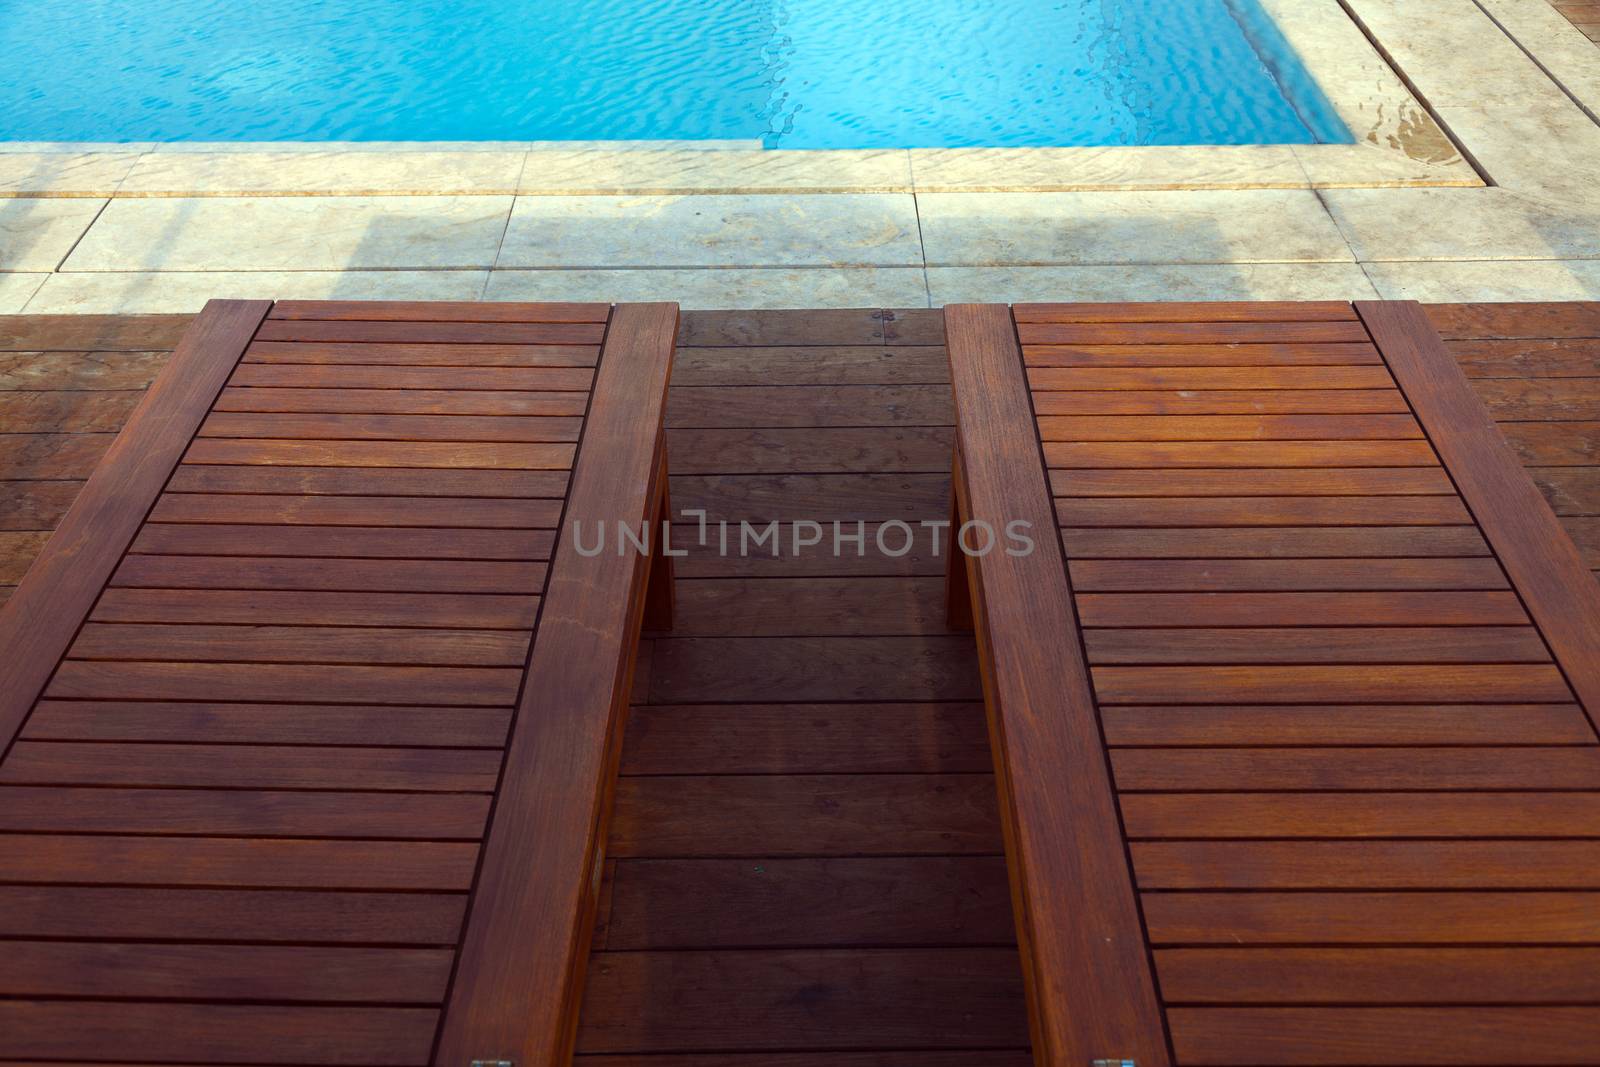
0;885;466;943
1360;300;1600;725
438;303;678;1065
1167;1006;1600;1066
0;300;269;750
944;303;1169;1067
2;304;1597;1064
0;300;681;1066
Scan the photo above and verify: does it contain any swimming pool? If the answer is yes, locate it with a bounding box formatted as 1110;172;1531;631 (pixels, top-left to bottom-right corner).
0;0;1350;147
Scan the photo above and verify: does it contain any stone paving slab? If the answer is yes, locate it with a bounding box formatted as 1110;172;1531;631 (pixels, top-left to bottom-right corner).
496;194;924;269
916;190;1356;266
61;196;514;271
23;269;492;313
0;199;106;272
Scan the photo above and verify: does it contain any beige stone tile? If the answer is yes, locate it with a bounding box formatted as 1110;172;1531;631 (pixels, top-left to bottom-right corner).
62;196;514;271
916;190;1353;266
1361;258;1600;300
1291;143;1480;188
0;273;48;313
118;152;526;195
1476;0;1600;112
497;194;923;268
0;198;107;271
926;263;1379;304
909;146;1306;192
1434;101;1600;200
517;149;912;193
1256;0;1464;157
25;270;490;314
485;267;929;309
0;143;152;154
1322;186;1600;261
1340;0;1566;105
0;153;141;196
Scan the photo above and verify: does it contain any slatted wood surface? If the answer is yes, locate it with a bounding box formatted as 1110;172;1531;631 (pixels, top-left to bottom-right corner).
0;299;677;1065
2;305;1599;1066
951;300;1600;1067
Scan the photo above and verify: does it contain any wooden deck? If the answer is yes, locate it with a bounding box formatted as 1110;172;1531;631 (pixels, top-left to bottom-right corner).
2;304;1599;1063
949;299;1600;1065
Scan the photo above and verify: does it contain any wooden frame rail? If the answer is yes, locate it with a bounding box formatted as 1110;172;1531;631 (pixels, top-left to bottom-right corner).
0;298;678;1067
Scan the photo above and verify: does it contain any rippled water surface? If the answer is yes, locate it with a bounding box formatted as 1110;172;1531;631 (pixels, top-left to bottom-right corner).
0;0;1349;145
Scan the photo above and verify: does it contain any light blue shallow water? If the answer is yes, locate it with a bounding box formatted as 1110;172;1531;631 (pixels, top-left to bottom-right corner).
0;0;1351;146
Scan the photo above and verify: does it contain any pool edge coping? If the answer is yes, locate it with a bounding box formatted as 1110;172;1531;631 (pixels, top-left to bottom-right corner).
0;0;1484;197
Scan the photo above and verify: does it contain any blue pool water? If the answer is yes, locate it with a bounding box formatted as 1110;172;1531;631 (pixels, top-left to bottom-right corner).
0;0;1350;146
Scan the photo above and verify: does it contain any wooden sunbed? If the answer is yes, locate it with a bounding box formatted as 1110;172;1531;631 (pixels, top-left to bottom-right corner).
944;301;1600;1066
0;299;678;1064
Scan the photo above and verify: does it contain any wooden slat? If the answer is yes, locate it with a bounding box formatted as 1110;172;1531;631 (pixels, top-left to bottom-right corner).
230;362;595;390
168;464;569;497
253;319;606;346
1091;664;1570;704
1120;792;1600;837
1362;300;1600;726
1055;496;1470;526
438;303;677;1064
1028;366;1393;390
1077;591;1529;627
130;524;555;560
0;1002;439;1064
1044;440;1438;468
618;703;990;775
182;438;576;469
600;856;1013;949
943;303;1168;1066
214;385;590;415
1156;946;1600;1004
1024;341;1382;367
91;588;539;628
0;941;454;1003
110;556;547;594
0;785;488;836
577;949;1027;1053
199;411;584;442
1015;302;1358;324
148;495;562;528
607;774;999;857
1069;558;1509;591
44;661;523;706
1101;704;1596;746
1031;388;1411;414
244;341;600;366
22;701;511;746
1035;413;1422;441
1017;322;1370;345
1061;526;1492;559
269;299;611;323
0;737;502;789
0;300;269;751
1166;1006;1600;1066
0;835;479;889
67;620;524;662
1141;891;1600;944
1084;626;1545;663
0;885;466;943
1132;841;1600;889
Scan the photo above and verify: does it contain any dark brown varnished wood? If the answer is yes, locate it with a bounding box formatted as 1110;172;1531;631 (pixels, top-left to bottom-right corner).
438;303;679;1065
944;303;1169;1067
947;300;1600;1067
0;300;677;1067
1361;300;1600;724
0;300;269;752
